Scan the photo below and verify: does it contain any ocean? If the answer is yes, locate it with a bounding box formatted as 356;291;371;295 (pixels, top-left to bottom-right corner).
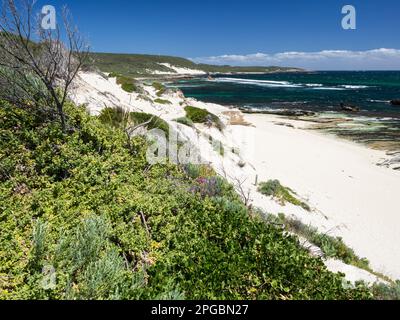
169;71;400;117
168;71;400;150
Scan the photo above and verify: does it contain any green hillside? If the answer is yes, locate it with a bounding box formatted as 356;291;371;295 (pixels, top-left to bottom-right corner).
0;100;371;300
89;52;301;77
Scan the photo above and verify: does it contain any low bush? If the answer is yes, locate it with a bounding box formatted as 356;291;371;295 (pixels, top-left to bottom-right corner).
0;100;372;300
154;98;172;105
258;180;310;211
184;106;223;131
174;117;194;127
108;72;119;78
121;83;136;93
130;112;170;137
98;106;130;129
152;82;166;96
109;73;138;93
152;82;164;91
371;281;400;300
182;164;215;180
211;138;224;157
98;108;170;137
189;176;225;198
270;214;371;272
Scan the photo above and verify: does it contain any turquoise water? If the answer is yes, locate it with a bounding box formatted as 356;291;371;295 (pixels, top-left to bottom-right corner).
170;71;400;119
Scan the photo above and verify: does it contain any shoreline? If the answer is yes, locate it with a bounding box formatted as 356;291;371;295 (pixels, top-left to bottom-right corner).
229;112;400;280
135;69;306;81
239;109;400;154
72;70;400;282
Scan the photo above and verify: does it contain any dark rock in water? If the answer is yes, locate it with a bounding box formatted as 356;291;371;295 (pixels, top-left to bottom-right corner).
340;103;360;112
240;108;315;117
390;100;400;106
274;122;295;128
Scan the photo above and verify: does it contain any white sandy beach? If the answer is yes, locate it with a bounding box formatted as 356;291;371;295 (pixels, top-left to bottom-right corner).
71;70;400;283
230;113;400;280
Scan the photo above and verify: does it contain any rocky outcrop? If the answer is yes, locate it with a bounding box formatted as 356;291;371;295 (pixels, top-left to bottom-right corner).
240;108;315;117
340;103;360;112
390;100;400;106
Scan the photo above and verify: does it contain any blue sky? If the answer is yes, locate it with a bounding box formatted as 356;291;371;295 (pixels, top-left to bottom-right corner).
37;0;400;69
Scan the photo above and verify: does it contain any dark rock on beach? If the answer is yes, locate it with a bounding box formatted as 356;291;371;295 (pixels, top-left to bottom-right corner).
340;103;360;112
240;108;315;117
390;100;400;106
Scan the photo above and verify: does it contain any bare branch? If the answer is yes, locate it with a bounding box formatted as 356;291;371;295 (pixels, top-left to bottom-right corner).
0;0;90;132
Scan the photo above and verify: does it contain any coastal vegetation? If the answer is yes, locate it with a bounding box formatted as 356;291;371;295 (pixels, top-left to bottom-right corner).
0;99;372;300
371;281;400;300
129;112;170;136
154;98;172;105
98;107;170;137
264;213;399;289
174;117;194;128
89;52;301;78
258;180;311;211
184;106;223;130
152;82;167;96
0;0;396;301
268;214;370;269
109;73;139;93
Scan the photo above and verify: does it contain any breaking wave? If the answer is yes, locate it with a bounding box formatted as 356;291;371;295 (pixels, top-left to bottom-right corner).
210;77;370;90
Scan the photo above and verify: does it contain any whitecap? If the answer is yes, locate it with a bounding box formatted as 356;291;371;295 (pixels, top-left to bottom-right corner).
312;87;347;91
304;83;323;87
368;99;391;103
211;77;303;88
338;85;370;89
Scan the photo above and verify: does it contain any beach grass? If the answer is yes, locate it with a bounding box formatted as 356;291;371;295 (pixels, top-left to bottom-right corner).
184;106;224;131
174;117;194;127
264;213;394;284
98;107;170;137
109;73;138;93
152;82;167;96
154;98;172;105
258;180;311;211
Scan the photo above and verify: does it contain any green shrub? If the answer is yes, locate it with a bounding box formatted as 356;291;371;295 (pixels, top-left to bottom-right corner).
371;281;400;300
0;99;372;300
152;82;164;91
98;108;170;137
98;106;130;129
182;164;215;179
137;94;153;103
108;74;138;93
30;220;48;269
108;72;119;78
121;83;136;93
184;106;223;130
174;117;194;127
154;98;172;105
211;138;224;157
152;82;166;96
258;180;311;211
130;112;170;137
272;214;372;272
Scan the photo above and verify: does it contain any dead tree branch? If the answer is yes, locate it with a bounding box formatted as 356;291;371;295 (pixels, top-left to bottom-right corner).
0;0;89;132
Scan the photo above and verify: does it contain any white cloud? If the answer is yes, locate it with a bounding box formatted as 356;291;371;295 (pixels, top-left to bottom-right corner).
191;48;400;70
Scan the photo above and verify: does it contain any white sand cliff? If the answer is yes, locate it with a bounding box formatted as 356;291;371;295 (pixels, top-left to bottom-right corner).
154;63;206;76
70;70;400;284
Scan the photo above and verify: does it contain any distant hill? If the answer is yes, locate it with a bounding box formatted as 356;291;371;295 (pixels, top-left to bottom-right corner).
89;52;302;77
